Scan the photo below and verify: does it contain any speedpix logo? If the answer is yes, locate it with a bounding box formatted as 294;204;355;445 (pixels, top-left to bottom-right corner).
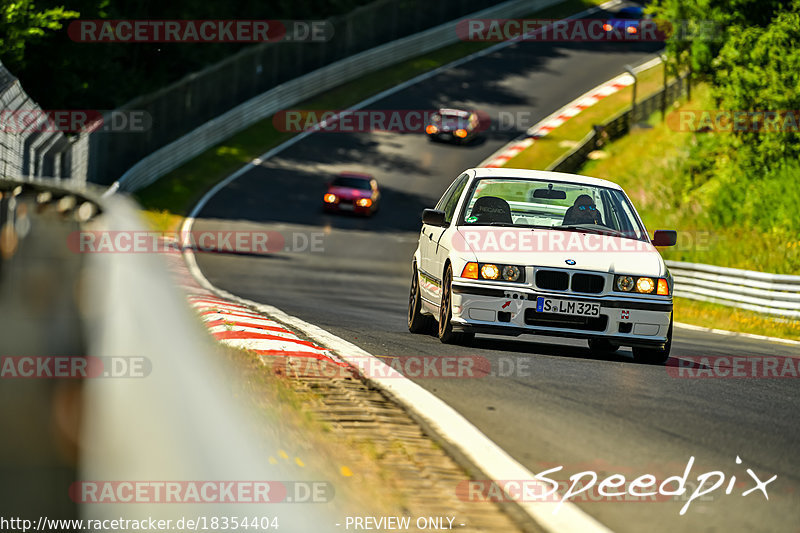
456;456;776;515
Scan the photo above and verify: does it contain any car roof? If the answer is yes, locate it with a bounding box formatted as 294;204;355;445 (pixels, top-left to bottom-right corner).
617;6;643;17
336;172;373;180
467;167;624;191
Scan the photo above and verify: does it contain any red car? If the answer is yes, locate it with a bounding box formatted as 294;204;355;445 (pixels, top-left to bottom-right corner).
323;172;381;216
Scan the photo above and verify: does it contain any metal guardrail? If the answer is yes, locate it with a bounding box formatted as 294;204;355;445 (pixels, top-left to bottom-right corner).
666;260;800;318
115;0;563;192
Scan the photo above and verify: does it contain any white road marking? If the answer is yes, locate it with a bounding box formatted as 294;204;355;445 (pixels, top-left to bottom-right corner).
674;322;800;347
179;2;646;532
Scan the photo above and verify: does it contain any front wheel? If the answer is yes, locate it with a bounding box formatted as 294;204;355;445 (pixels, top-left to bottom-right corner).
438;265;474;345
632;317;673;365
408;264;435;334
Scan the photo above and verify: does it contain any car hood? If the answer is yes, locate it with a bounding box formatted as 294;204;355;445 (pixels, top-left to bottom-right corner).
453;228;666;277
329;186;371;199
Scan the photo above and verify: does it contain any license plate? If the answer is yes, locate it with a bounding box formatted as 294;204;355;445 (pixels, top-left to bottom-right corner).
441;133;452;139
339;203;354;211
536;297;600;317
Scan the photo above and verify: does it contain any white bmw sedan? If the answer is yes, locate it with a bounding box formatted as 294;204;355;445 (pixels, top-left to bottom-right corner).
408;168;677;364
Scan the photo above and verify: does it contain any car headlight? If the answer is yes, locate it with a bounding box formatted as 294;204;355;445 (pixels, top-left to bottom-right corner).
426;125;438;134
502;265;521;282
323;193;337;203
616;275;635;291
481;264;500;280
636;277;655;293
356;198;372;207
455;128;468;138
614;275;669;295
461;262;525;282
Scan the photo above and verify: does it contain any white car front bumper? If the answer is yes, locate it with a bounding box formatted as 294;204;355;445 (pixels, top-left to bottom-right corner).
449;280;672;348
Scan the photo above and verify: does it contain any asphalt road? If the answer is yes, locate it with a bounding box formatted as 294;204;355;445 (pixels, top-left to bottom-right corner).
189;5;800;532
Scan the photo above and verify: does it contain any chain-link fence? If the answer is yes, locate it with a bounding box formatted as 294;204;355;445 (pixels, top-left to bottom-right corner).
0;61;88;181
549;73;690;174
90;0;509;184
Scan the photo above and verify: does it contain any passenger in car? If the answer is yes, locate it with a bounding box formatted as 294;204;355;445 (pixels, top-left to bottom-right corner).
562;194;605;225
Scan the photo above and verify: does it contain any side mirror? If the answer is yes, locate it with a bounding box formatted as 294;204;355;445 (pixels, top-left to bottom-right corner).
652;230;677;247
422;208;447;227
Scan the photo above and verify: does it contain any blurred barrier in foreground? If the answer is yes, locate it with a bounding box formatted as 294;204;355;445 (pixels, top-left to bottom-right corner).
666;260;800;319
114;0;563;191
0;176;340;530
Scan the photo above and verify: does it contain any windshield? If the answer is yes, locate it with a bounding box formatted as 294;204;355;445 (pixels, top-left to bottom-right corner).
332;176;372;190
433;111;474;129
458;177;647;240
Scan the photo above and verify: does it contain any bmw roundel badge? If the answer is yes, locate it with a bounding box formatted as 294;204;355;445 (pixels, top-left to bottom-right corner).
565;259;576;265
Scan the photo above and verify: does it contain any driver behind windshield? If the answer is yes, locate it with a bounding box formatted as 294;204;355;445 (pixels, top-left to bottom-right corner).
562;194;604;226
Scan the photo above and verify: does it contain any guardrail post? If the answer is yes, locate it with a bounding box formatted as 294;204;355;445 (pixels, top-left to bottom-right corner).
659;53;668;121
686;65;692;101
624;65;637;126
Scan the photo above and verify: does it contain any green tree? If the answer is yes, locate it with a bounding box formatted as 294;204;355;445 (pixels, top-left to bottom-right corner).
0;0;78;70
648;0;787;75
712;3;800;167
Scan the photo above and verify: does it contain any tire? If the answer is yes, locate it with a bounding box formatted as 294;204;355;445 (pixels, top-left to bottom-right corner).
588;338;619;354
632;317;673;365
438;264;474;345
408;263;435;334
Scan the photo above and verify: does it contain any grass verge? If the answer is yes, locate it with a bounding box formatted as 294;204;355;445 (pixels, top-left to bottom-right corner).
579;83;800;274
505;71;799;340
504;61;664;169
674;298;800;342
218;344;402;513
133;0;607;215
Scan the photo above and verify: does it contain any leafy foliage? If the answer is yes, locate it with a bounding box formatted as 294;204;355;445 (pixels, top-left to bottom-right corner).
645;0;800;244
0;0;78;66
